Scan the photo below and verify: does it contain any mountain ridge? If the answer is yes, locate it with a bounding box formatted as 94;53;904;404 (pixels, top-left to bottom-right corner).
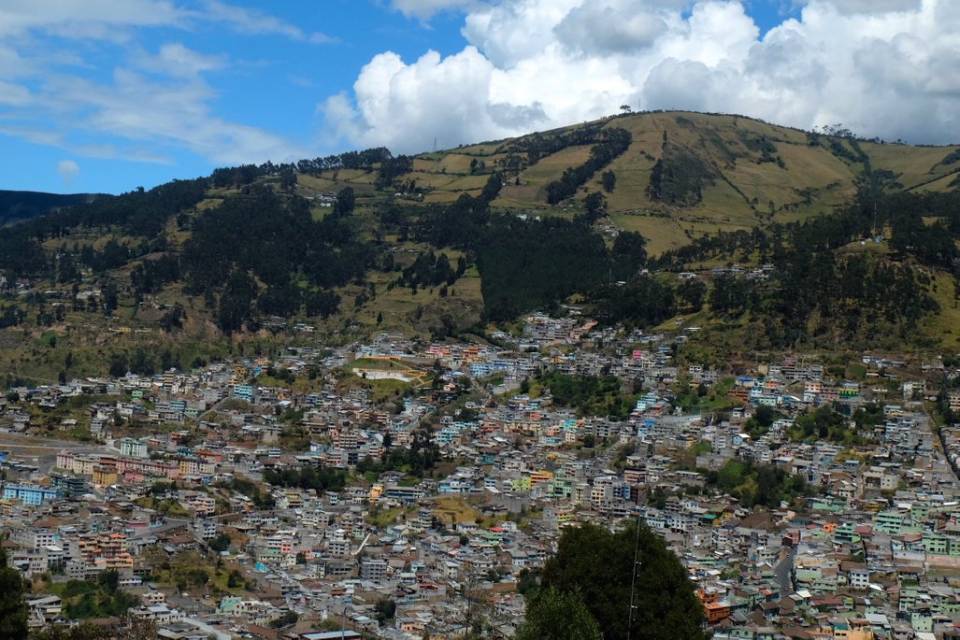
1;109;960;383
0;189;100;226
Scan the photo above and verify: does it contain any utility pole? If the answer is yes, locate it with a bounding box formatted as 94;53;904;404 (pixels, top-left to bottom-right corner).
626;512;643;640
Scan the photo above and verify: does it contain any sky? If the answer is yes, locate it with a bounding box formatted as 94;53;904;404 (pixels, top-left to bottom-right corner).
0;0;957;194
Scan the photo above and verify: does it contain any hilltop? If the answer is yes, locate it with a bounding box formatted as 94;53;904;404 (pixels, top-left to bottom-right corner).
1;110;960;383
310;110;960;254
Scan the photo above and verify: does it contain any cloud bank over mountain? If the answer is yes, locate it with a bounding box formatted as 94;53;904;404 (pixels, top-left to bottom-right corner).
325;0;960;153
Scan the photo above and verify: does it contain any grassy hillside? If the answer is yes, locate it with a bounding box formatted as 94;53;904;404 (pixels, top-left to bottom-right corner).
381;111;960;254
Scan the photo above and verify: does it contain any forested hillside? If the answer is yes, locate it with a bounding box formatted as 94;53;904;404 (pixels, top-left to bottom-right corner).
0;190;99;226
1;110;959;382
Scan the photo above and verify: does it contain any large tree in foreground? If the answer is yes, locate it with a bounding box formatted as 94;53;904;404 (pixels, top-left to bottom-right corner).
0;548;28;640
529;522;706;640
517;587;602;640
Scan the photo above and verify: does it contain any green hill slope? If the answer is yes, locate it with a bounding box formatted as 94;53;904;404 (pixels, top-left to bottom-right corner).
394;111;960;254
1;110;959;382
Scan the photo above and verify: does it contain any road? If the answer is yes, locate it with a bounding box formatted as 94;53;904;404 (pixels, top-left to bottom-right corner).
0;431;105;454
774;546;796;597
128;518;190;540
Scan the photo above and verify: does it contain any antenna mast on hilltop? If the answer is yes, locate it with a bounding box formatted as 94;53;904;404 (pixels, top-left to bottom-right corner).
433;136;438;152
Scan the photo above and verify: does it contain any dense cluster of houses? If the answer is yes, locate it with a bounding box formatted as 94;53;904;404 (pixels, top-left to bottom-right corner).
4;311;960;639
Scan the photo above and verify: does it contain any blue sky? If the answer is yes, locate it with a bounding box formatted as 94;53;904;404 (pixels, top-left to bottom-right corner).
1;0;951;195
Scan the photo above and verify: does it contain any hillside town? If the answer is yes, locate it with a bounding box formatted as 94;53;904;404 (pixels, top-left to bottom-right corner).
4;310;960;640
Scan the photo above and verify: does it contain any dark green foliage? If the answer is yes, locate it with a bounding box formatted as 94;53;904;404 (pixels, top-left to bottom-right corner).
79;240;131;273
538;523;705;640
399;251;456;290
182;186;370;328
744;404;779;437
0;548;28;640
545;128;631;204
182;187;367;291
356;430;440;477
375;598;397;624
270;611;299;629
654;186;951;346
789;404;872;445
591;276;675;328
217;270;258;334
647;144;715;207
939;149;960;166
541;372;635;419
108;353;128;378
517;588;601;640
480;172;504;203
602;170;616;193
706;459;808;508
304;290;341;319
610;231;648;280
159;304;186;332
130;255;180;296
264;464;347;494
0;306;26;329
478;216;610;321
890;215;957;268
826;137;869;164
61;576;139;619
63;179;207;238
499;123;605;165
582;192;607;222
209;533;231;553
709;276;752;317
376;156;414;189
129;347;156;376
0;190;96;225
677;278;706;312
0;230;46;278
738;132;783;166
332;187;356;217
212;148;391;186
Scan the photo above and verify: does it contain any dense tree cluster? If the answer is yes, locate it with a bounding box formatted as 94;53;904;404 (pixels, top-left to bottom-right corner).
263;464;347;494
375;156;414;189
519;522;706;640
0;180;204;279
0;190;96;225
788;403;883;444
397;251;460;291
738;131;785;167
181;186;370;332
705;459;809;508
210;148;392;187
610;231;648;280
647;142;716;207
545;128;632;204
591;277;676;328
540;372;636;420
356;430;441;477
478;216;610;320
499;123;605;166
130;255;180;297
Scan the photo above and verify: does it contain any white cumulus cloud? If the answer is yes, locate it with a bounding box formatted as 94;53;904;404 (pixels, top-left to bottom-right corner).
57;159;80;185
329;0;960;153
